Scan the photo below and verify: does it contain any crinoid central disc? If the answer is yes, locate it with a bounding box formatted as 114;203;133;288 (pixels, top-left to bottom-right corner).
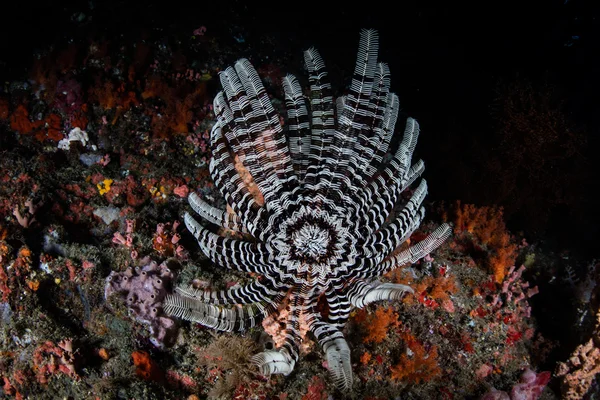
272;205;356;279
292;223;330;259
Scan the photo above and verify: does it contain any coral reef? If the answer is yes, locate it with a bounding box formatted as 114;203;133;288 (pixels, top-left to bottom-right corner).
0;8;593;399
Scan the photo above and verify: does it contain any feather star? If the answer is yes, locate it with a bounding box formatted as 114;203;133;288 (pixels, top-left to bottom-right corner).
164;29;452;390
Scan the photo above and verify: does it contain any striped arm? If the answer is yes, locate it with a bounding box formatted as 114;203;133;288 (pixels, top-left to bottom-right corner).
335;95;346;122
163;296;268;332
188;192;248;233
347;62;391;191
184;213;279;275
303;47;335;193
251;347;296;376
209;116;269;238
326;29;379;199
217;65;286;215
348;135;419;237
326;279;353;329
364;179;428;259
366;92;400;177
357;159;425;237
357;117;421;216
308;315;353;390
347;281;413;308
299;286;353;390
358;118;423;235
373;117;422;195
173;280;284;306
344;251;385;280
366;223;452;278
234;60;296;196
283;74;311;183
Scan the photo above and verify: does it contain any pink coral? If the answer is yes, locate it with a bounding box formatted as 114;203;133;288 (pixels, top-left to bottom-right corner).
480;369;550;400
511;369;551;400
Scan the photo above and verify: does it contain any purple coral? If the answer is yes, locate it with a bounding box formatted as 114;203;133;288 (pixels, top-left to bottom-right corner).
105;260;178;347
